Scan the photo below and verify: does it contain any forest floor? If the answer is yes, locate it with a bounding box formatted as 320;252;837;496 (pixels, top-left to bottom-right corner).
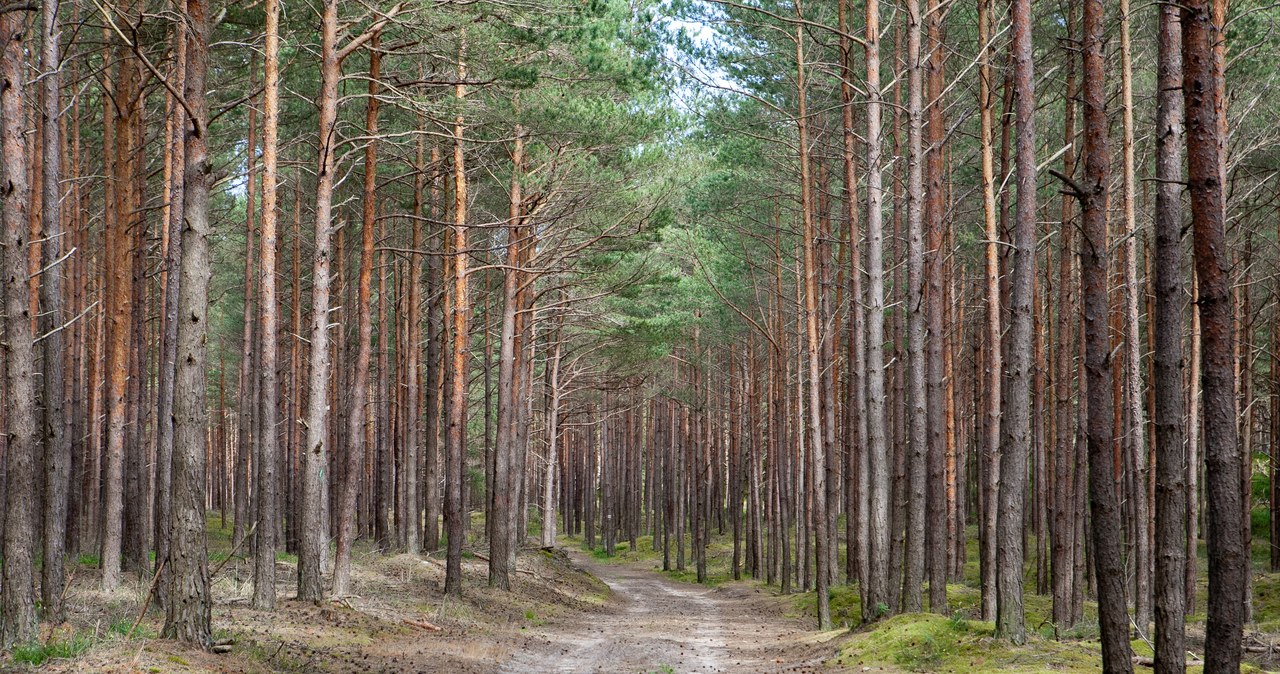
0;516;830;674
7;515;1280;673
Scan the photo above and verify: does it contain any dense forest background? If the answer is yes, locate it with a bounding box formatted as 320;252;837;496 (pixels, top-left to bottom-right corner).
2;0;1280;670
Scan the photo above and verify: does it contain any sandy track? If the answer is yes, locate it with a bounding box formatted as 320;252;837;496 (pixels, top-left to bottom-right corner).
499;551;823;674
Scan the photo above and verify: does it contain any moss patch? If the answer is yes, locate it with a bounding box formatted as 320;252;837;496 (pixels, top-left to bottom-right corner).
835;613;1104;673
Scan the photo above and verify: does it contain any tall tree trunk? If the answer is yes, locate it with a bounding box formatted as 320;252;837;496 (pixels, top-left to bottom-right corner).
541;312;564;549
977;0;1001;622
100;0;142;590
398;101;425;555
1;8;39;646
792;16;830;630
1080;0;1133;666
253;0;283;609
376;216;392;551
444;32;471;598
1186;276;1201;611
123;194;149;573
838;0;868;590
862;0;891;621
924;0;948;614
1273;201;1280;577
333;31;381;598
38;0;72;621
299;0;343;602
1051;0;1079;630
235;85;259;552
1183;0;1244;667
995;0;1037;643
772;235;791;595
902;0;927;614
1118;0;1151;637
66;58;85;559
1236;241;1255;626
424;146;444;552
164;0;213;643
287;174;303;556
1152;7;1187;671
490;122;525;590
238;68;264;556
155;23;186;615
512;229;537;553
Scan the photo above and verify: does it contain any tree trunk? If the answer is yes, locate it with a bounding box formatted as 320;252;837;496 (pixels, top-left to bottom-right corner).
792;17;831;630
977;0;1001;622
100;0;142;590
424;146;444;552
1118;0;1151;637
299;0;343;602
1;9;39;645
123;193;149;573
490;122;526;590
924;0;948;614
396;105;423;555
444;33;472;598
1081;0;1133;667
1152;6;1187;671
541;314;564;549
333;31;381;599
1186;276;1201;611
1051;0;1079;630
164;0;213;643
1183;0;1244;667
286;174;303;556
861;0;891;623
235;80;259;552
837;0;868;591
902;0;927;615
253;0;283;609
154;23;186;615
995;0;1037;643
376;217;392;551
38;0;72;621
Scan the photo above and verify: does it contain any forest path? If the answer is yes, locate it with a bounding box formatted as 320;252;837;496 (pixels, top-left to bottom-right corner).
498;549;831;674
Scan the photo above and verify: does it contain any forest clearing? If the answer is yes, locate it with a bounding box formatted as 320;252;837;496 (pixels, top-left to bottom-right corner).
1;0;1280;670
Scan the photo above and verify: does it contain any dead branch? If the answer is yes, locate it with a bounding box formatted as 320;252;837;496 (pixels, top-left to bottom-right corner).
128;559;166;638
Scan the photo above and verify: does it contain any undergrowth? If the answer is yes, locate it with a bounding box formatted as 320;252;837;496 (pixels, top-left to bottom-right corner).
9;636;93;667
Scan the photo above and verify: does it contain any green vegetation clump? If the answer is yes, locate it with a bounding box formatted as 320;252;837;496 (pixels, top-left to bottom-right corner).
793;584;864;627
835;613;1103;673
10;635;92;666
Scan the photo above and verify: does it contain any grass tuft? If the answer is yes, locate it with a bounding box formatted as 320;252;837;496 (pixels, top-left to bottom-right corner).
10;636;92;666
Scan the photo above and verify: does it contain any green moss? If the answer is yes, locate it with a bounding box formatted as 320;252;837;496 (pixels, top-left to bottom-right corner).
836;613;1104;673
792;583;864;627
1253;572;1280;631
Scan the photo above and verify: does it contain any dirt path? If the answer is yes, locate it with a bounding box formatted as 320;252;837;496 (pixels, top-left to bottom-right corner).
499;551;831;674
